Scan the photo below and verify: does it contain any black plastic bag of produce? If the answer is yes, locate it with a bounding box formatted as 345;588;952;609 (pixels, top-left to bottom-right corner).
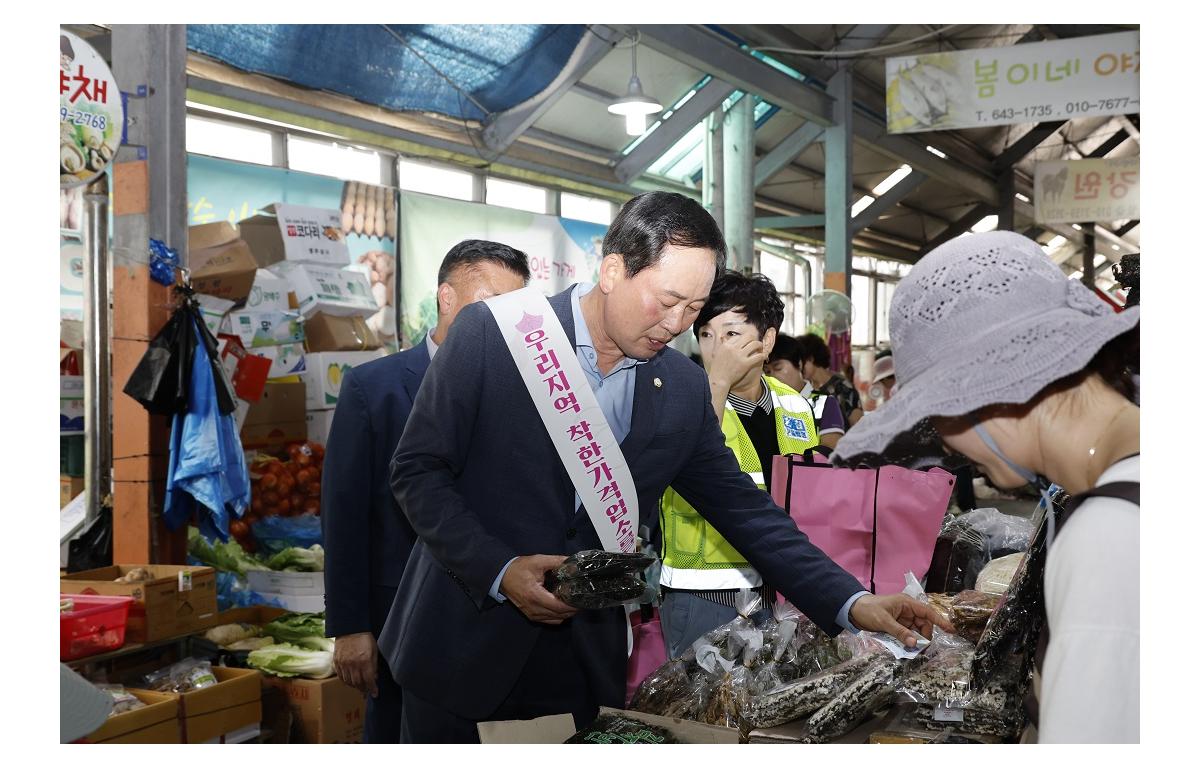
565;713;679;744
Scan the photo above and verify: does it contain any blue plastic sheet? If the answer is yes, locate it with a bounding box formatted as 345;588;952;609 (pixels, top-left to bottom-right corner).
186;24;586;121
251;514;323;558
164;318;251;541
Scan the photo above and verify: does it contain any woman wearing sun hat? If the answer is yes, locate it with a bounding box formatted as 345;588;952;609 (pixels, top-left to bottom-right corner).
833;230;1139;743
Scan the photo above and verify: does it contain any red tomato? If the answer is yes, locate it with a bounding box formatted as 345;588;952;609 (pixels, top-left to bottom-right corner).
277;498;292;516
229;520;250;539
260;473;278;490
263;490;280;506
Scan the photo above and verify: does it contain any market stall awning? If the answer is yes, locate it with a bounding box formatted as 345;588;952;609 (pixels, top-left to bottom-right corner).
186;24;587;121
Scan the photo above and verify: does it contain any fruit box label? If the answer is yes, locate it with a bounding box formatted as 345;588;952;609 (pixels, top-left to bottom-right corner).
271;204;350;266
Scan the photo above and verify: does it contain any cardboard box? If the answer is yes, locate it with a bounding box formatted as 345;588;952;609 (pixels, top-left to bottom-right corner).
224;308;306;348
262;675;366;744
271;262;378;318
61;474;84;508
240;381;307;450
305;409;335;447
302;350;385;410
215;605;290;627
189;221;240;251
239;203;351;269
177;666;263;744
258;343;307;379
61;375;84;433
60;564;218;643
247;569;324;596
196;294;236;338
304;312;381;352
477;707;741;744
191;238;259;303
245;269;294;312
86;690;181;744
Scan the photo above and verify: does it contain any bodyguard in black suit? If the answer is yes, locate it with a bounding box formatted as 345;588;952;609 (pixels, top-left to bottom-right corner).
382;193;952;742
320;240;529;742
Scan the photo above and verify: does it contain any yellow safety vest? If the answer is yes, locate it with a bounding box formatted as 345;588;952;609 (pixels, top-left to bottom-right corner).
659;376;821;590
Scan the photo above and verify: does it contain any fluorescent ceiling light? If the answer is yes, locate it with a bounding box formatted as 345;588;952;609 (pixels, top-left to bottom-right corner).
1015;192;1031;203
971;215;998;233
1094;254;1108;267
1111;244;1120;251
871;165;912;196
1069;270;1083;280
1072;223;1083;231
1046;235;1068;251
851;196;875;217
925;145;947;159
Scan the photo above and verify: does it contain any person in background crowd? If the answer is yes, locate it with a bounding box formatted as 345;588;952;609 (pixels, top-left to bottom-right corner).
771;333;864;428
834;231;1139;743
381;191;952;743
321;240;529;742
761;333;846;449
657;272;838;658
872;352;896;402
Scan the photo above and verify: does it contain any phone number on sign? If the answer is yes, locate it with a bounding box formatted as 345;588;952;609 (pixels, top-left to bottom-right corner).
60;108;107;131
978;104;1054;121
1065;97;1137;114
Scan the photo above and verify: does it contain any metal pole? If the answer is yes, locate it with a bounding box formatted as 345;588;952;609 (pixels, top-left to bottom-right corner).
824;65;854;299
1082;223;1097;288
703;111;724;235
723;95;755;272
82;174;112;524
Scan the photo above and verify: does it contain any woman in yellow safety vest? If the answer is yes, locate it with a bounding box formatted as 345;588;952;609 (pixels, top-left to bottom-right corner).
658;271;839;659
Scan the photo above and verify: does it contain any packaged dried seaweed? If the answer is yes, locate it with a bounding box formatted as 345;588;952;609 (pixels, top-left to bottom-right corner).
551;574;648;609
742;650;881;730
926;508;1033;594
970;495;1065;691
803;655;906;743
553;550;656;581
565;713;679;744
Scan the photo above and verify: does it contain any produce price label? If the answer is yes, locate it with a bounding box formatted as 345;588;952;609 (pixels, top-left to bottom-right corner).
886;31;1139;133
60;30;123;188
1034;156;1139;224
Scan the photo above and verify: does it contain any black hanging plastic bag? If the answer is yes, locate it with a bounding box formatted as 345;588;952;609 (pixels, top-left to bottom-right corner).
122;307;196;415
67;507;113;573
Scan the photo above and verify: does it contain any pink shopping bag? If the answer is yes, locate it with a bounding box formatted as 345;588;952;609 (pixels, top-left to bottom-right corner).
625;606;668;706
770;453;954;594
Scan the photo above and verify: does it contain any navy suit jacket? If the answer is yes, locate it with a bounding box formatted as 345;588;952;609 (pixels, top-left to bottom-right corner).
322;342;430;638
379;287;864;720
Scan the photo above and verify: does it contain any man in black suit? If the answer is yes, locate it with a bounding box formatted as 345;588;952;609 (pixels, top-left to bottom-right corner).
381;193;952;743
321;240;529;743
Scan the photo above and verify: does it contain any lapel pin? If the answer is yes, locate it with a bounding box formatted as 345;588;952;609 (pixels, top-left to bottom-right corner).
653;377;663;389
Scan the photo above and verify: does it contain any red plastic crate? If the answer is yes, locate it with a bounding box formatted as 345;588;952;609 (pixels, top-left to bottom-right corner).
60;593;134;661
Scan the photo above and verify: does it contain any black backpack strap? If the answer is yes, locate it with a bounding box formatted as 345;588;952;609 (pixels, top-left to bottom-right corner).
1060;481;1140;529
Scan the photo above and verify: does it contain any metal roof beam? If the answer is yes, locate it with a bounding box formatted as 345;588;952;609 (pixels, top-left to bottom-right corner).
629;24;835;125
571;81;620;104
917;202;996;258
755;122;823;188
1087;129;1131;158
992;121;1068;170
755;214;825;229
482;25;621;154
852;171;929;233
614;78;736;184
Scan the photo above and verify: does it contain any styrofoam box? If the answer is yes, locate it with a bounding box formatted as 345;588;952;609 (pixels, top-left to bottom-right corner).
247;569;325;596
258;591;326;613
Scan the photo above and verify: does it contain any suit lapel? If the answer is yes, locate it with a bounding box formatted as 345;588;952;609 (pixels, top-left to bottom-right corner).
402;344;431;404
620;355;665;468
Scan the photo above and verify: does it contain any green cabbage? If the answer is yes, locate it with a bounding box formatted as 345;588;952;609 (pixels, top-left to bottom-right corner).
246;643;334;679
262;612;326;645
264;544;325;572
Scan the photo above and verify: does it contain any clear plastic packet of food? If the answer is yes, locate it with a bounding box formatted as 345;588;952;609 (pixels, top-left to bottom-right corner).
895;628;976;707
552;550;656;581
628;659;694;717
803;655;907;743
741;649;883;730
551;574;648;610
97;684;145;716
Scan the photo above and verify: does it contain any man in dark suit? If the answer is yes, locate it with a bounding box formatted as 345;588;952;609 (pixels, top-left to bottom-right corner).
321;240;530;743
381;193;952;742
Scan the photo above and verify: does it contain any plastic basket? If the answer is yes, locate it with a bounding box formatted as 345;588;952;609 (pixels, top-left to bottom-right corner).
60;593;134;661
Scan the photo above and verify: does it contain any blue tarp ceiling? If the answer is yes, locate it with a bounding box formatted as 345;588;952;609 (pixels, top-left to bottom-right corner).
187;24;587;121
